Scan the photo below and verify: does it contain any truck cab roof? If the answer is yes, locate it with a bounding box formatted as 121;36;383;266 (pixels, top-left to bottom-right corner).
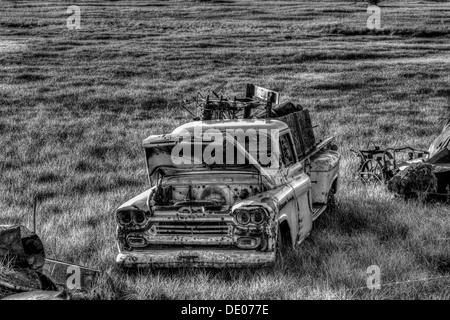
142;119;289;147
173;119;289;134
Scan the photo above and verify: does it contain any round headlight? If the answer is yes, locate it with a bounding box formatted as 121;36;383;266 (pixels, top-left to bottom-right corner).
133;211;146;224
251;208;265;225
118;211;132;225
235;210;251;225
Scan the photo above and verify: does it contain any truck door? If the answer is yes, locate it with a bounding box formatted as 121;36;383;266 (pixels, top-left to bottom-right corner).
279;132;313;245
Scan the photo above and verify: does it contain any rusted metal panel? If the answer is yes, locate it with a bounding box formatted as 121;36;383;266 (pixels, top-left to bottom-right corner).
117;249;275;268
0;225;45;272
42;259;100;291
294;109;316;155
277;114;305;157
245;84;280;105
428;119;450;160
275;110;316;158
309;150;340;204
310;150;340;172
2;290;66;300
0;226;25;263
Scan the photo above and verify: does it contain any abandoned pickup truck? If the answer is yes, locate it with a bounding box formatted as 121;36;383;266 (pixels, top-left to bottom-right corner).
115;85;340;267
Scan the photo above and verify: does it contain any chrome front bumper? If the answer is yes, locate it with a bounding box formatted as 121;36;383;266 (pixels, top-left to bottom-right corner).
116;249;275;268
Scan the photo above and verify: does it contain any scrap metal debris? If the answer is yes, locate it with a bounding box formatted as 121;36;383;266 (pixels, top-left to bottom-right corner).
0;225;45;272
352;120;450;200
43;258;100;291
0;224;101;300
388;162;438;197
2;290;68;300
351;146;429;183
0;225;51;298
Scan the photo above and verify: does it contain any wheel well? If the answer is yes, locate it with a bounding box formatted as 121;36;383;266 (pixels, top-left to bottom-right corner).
330;177;338;194
279;220;292;247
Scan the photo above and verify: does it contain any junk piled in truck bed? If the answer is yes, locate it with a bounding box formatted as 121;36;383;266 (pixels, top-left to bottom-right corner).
0;225;101;300
352;120;450;201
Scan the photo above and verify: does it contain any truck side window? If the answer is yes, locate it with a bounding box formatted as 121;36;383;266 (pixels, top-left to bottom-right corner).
280;133;295;167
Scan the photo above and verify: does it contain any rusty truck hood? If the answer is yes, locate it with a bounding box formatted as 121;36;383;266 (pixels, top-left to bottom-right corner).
142;119;287;187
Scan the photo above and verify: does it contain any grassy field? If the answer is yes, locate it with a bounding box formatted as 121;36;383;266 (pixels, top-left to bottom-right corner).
1;0;450;299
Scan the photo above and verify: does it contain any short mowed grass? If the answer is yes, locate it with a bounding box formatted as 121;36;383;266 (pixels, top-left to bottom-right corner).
1;0;450;299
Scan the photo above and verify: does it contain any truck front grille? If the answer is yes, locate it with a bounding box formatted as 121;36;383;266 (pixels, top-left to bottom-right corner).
155;221;230;236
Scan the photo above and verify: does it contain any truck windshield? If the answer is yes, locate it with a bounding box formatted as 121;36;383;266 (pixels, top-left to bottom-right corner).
145;132;281;176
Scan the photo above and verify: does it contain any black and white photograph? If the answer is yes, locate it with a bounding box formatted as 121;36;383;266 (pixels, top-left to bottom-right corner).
0;0;449;305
